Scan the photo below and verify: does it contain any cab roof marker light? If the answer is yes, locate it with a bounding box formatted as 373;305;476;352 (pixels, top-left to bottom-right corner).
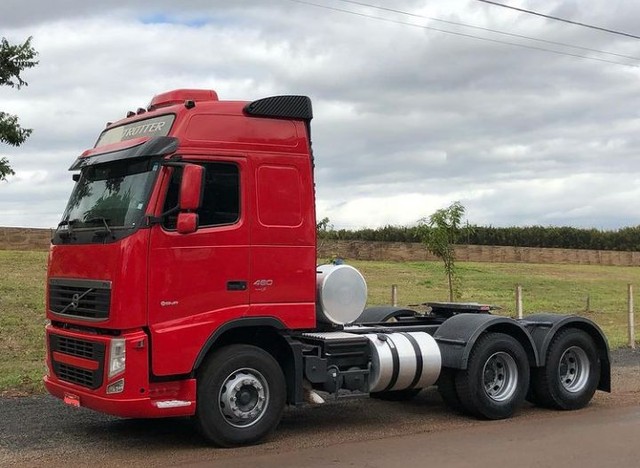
136;108;146;115
126;111;135;118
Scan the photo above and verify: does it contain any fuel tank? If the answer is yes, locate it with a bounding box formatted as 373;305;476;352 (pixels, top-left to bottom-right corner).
365;332;442;392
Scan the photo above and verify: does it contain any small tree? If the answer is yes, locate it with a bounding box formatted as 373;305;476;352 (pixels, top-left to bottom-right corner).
316;216;332;236
0;36;39;181
316;216;335;259
418;201;469;301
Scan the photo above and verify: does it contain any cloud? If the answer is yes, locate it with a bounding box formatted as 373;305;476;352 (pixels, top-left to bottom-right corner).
2;0;640;230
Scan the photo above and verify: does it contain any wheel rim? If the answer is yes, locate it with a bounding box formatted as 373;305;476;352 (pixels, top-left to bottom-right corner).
558;346;590;393
218;368;269;428
482;351;519;402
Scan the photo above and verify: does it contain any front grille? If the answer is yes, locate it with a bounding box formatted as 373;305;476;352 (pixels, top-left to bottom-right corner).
51;335;104;360
50;334;105;389
49;278;111;320
57;364;95;388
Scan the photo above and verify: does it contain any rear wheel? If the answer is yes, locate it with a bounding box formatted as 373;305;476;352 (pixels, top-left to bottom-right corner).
455;332;529;420
530;328;600;410
195;344;286;447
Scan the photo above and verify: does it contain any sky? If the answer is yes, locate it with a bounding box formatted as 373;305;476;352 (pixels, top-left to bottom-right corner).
1;0;640;230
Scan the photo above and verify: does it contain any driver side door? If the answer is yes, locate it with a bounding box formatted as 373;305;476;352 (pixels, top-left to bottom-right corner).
147;158;250;377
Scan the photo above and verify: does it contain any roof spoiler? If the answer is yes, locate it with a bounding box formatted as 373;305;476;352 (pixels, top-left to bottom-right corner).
244;95;313;121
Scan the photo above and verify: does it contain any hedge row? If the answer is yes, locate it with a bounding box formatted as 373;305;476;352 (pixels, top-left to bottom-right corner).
318;225;640;252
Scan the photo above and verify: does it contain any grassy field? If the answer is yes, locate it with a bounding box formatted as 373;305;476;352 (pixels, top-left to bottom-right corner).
1;250;638;394
0;250;48;395
353;259;640;349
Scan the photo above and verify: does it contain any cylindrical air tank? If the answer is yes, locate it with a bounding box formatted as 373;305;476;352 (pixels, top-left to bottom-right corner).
316;264;367;325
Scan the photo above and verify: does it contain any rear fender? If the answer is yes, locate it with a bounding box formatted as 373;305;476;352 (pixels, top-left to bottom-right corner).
354;306;418;324
522;314;611;392
434;313;540;370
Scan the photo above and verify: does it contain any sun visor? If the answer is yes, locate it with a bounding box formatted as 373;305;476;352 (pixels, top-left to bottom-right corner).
69;136;179;171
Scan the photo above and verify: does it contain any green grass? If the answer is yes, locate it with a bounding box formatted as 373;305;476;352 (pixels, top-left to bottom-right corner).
0;250;47;395
1;250;638;394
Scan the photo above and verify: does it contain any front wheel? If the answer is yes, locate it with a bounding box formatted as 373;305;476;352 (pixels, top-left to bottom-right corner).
530;328;600;410
195;344;286;447
455;332;529;420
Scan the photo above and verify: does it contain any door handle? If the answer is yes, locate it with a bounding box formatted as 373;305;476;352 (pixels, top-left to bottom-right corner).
227;281;247;291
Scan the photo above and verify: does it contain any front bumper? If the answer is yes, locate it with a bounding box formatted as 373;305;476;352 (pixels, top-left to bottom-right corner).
45;325;195;418
44;375;196;418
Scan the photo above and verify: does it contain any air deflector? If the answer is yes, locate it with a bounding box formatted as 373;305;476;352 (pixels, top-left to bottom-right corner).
244;95;313;121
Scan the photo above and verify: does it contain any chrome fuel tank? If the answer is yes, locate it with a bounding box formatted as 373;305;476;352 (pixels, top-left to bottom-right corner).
365;332;441;392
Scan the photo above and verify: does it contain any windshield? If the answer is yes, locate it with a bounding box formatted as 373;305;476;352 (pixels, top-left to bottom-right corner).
61;158;159;229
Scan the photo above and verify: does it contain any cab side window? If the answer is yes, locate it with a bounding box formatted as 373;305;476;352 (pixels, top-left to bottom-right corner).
162;162;240;230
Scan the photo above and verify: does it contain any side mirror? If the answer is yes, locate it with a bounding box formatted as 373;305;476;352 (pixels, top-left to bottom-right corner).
177;212;198;234
179;164;204;211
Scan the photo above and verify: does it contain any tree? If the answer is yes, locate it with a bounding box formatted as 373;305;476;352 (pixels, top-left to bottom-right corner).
0;36;38;181
316;216;332;236
418;201;469;301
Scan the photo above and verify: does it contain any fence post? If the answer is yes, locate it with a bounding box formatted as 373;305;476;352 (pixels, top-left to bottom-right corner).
516;284;523;319
628;283;635;349
391;284;398;307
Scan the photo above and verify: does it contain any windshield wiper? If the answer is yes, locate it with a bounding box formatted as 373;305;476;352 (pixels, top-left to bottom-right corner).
57;219;79;239
85;217;113;238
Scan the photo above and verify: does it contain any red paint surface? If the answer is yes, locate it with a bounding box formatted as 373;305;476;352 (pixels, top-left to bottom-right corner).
47;230;150;329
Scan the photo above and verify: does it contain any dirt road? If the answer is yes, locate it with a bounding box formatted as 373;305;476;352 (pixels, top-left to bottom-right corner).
194;405;640;468
1;349;639;467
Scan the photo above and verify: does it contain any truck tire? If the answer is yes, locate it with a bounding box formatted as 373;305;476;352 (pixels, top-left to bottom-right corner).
530;328;600;410
370;388;422;401
455;332;529;420
437;368;464;413
195;344;286;447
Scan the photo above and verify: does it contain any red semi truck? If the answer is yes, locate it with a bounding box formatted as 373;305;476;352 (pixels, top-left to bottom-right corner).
45;89;611;446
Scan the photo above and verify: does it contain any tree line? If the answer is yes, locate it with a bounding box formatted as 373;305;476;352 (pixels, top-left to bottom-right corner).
317;221;640;252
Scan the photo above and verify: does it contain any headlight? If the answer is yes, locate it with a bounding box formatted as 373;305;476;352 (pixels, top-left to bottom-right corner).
108;338;126;378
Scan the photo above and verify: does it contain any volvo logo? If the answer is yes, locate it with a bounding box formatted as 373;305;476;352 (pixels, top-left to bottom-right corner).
69;293;81;310
59;288;94;315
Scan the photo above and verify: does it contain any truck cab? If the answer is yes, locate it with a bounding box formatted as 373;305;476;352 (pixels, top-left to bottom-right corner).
45;90;317;416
